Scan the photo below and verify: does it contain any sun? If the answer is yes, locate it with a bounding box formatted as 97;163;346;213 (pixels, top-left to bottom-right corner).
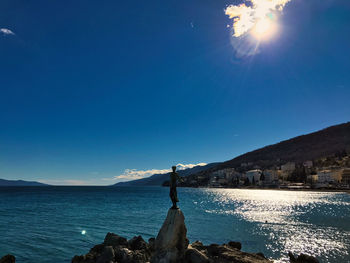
251;17;278;41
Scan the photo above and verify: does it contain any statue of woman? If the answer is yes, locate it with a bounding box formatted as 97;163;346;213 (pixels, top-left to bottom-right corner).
169;166;183;209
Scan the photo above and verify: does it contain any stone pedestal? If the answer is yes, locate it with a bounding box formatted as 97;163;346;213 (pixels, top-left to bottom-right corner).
151;208;189;263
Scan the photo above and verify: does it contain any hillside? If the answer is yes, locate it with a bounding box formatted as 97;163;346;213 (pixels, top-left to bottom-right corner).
196;122;350;175
0;179;49;186
113;163;219;186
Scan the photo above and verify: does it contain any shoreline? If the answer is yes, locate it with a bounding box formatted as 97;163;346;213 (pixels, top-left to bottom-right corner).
179;186;350;194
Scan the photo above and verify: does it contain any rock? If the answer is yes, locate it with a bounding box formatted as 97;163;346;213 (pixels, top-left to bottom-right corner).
148;237;156;251
184;247;209;263
288;252;319;263
104;232;128;247
90;244;105;255
288;251;296;262
0;255;15;263
151;208;189;263
207;244;221;256
207;244;270;263
132;250;150;263
114;247;133;263
296;254;319;263
227;241;242;250
190;241;204;251
128;235;147;251
256;252;266;259
96;246;115;263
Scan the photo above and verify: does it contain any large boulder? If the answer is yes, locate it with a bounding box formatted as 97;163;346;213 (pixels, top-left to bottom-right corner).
227;241;242;250
151;208;189;263
96;246;115;263
104;232;128;247
184;246;209;263
128;235;148;251
288;252;319;263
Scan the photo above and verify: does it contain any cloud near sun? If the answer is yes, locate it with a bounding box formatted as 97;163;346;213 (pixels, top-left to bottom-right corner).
225;0;291;38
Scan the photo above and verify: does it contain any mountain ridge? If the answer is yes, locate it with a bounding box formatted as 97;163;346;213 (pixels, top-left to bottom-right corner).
194;121;350;176
0;179;49;186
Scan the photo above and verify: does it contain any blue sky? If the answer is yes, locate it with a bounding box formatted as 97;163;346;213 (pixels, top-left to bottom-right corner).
0;0;349;185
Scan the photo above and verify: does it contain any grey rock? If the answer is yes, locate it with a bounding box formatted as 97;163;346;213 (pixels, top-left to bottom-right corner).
96;246;115;263
90;244;105;255
190;241;204;251
288;252;319;263
148;237;156;251
116;247;133;263
227;241;242;250
128;235;147;251
104;232;128;247
152;208;189;263
184;247;209;263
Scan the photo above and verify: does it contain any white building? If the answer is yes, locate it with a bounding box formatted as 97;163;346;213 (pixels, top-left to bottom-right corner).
316;170;334;183
210;168;236;186
246;169;262;184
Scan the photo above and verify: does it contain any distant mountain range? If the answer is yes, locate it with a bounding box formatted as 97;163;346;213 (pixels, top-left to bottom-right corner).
113;163;219;186
0;179;49;186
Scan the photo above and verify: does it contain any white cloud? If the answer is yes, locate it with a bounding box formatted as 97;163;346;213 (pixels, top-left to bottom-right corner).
225;0;291;37
111;163;207;181
0;28;15;36
176;163;207;170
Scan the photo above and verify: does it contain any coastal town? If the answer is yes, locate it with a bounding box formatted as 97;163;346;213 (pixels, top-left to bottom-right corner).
175;151;350;190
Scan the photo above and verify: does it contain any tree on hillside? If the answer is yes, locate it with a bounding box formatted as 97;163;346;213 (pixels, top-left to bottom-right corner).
260;172;265;181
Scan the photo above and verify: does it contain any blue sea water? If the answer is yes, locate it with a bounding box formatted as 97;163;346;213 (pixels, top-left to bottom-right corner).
0;187;349;263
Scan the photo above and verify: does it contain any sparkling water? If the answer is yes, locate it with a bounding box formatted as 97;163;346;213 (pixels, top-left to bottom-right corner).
0;186;349;262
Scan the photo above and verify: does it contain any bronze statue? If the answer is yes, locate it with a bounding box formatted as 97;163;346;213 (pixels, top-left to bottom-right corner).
169;166;183;209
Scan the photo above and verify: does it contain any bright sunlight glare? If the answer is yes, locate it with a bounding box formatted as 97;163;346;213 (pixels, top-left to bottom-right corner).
251;16;278;40
225;0;289;40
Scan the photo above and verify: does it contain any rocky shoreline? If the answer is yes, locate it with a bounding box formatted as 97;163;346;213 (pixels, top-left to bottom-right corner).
71;232;270;263
69;208;318;263
0;208;320;263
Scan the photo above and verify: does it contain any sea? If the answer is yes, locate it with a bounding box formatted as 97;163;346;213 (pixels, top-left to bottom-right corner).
0;186;349;263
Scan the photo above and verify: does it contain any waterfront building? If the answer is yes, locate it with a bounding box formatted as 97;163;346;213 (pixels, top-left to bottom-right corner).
342;169;350;185
316;170;335;183
246;169;262;184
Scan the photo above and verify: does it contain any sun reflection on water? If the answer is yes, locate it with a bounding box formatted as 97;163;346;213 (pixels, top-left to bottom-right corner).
199;189;350;262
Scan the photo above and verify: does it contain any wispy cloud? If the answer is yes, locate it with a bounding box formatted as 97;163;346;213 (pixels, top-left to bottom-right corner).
0;28;15;36
110;163;207;181
225;0;291;37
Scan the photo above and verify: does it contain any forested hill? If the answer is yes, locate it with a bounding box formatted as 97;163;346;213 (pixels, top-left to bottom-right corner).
199;122;350;174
